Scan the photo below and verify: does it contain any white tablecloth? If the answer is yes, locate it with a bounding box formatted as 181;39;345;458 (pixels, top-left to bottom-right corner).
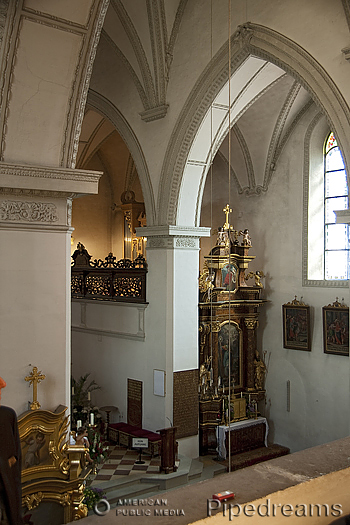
216;417;268;460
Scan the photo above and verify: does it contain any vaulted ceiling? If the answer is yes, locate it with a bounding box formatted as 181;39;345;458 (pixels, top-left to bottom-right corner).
78;0;314;205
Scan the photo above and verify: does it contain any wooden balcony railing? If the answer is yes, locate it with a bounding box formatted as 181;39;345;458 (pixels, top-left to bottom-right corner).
71;243;147;303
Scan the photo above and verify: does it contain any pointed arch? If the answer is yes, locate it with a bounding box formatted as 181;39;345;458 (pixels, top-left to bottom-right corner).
158;23;350;227
87;89;156;225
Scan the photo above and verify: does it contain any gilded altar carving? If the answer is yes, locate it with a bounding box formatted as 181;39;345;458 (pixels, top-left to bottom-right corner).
211;321;221;332
23;492;43;510
19;404;90;522
254;350;267;390
245;270;265;288
244;318;259;330
198;205;268;454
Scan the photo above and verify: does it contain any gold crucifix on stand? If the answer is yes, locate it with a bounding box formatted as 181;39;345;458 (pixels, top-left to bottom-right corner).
25;366;46;410
223;204;232;230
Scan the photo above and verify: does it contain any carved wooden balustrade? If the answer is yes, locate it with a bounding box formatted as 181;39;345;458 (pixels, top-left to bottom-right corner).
71;243;147;303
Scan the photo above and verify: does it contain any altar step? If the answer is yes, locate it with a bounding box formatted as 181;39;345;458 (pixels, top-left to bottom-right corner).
90;454;226;510
222;444;290;472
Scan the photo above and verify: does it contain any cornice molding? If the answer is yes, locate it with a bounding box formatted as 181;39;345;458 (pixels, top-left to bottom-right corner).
136;225;210;238
0;161;102;196
0;162;102;182
139;104;169;122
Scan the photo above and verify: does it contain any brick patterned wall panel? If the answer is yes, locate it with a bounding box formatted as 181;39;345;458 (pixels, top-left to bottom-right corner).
173;370;198;439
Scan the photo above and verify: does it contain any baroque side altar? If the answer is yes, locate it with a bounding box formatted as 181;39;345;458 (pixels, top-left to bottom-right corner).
198;205;267;455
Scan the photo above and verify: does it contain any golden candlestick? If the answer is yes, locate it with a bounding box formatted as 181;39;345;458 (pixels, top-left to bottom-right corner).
25;366;46;410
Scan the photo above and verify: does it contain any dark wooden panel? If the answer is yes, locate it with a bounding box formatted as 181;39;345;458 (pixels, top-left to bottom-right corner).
225;422;266;455
127;378;142;427
173;370;198;438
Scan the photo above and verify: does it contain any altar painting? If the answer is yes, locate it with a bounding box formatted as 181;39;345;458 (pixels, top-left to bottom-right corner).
21;431;52;470
282;304;311;351
221;263;237;291
323;305;349;356
218;321;241;387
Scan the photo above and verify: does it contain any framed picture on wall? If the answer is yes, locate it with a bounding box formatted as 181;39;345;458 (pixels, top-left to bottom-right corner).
282;297;311;351
323;300;349;356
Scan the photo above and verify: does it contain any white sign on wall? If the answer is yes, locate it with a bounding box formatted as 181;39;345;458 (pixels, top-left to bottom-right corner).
153;369;166;396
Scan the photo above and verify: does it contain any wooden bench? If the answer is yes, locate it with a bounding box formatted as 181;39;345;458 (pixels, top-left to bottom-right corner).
108;422;161;456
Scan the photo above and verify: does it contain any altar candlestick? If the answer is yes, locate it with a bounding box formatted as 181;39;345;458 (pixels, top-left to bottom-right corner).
90;413;94;425
87;391;91;401
218;376;221;387
77;420;82;429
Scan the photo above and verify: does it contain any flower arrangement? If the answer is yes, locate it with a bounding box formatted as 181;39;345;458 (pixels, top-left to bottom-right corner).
83;486;106;510
87;427;109;464
71;373;101;428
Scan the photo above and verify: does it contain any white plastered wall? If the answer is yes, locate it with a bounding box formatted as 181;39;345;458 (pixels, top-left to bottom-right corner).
201;108;350;453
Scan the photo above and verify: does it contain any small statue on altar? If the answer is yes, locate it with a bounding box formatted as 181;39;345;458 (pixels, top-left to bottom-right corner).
239;229;252;247
254;350;267;390
199;356;212;391
216;227;226;246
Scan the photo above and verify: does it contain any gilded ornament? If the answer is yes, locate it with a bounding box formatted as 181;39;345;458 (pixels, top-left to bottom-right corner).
73;502;88;520
59;492;70;507
254;350;267;390
244;318;258;330
49;441;59;460
23;492;43;510
198;264;214;293
245;270;265;287
24;366;45;410
211;321;221;332
326;297;347;308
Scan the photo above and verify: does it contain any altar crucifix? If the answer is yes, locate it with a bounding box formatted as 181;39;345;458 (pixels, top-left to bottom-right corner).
25;366;46;410
222;204;232;230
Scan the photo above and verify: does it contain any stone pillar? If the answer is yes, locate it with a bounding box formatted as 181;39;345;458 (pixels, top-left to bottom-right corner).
137;225;210;457
0;163;101;413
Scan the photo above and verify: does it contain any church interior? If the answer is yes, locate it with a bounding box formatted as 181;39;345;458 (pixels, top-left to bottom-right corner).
2;0;350;522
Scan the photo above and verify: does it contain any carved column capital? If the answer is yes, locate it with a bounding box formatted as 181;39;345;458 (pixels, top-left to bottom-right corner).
245;318;259;330
211;321;221;333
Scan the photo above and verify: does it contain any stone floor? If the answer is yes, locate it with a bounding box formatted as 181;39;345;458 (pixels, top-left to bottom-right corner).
89;446;161;481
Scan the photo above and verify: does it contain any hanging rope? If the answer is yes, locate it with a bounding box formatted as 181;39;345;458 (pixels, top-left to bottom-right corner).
227;0;232;473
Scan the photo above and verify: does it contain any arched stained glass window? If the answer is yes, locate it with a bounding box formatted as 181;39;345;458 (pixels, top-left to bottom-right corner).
324;132;350;280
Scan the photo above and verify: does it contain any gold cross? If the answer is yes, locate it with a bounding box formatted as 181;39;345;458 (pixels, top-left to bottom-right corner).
223;204;232;230
25;366;46;410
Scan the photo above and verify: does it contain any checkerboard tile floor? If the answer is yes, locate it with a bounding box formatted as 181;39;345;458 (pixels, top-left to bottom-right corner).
91;445;161;482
